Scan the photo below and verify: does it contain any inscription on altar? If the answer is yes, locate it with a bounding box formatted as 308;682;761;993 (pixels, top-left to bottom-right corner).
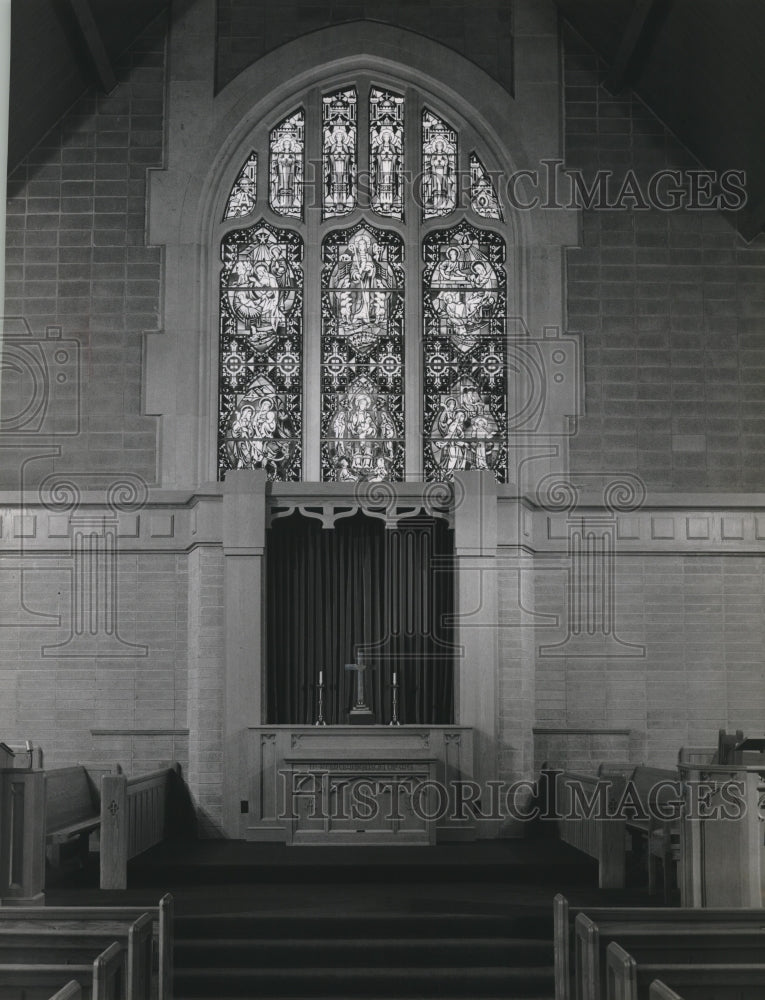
283;756;438;846
247;724;475;844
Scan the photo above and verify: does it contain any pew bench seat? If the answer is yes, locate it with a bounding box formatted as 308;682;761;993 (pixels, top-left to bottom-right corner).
45;767;101;869
575;912;765;1000
0;914;152;1000
0;941;124;1000
607;941;765;1000
0;895;173;1000
553;894;765;1000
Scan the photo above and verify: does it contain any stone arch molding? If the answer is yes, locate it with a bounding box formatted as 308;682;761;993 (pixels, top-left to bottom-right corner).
145;7;580;490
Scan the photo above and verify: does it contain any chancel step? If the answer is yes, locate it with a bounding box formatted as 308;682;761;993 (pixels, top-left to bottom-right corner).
175;935;553;967
174;965;556;998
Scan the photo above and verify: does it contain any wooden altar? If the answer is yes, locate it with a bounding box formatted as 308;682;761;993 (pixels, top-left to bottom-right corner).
246;726;475;844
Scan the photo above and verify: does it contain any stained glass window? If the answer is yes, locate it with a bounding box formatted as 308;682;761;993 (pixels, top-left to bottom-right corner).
223;152;257;220
422;109;457;219
219;221;303;481
423;222;507;483
469;153;502;220
219;88;511;487
321;224;405;482
269;110;304;218
323;89;357;219
369;88;404;220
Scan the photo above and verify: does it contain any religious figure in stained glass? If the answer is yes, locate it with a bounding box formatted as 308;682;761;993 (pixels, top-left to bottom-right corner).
323;89;357;218
428;232;499;354
224;373;297;477
370;88;404;219
223;152;257;220
219;222;303;481
327;376;400;483
422;110;457;219
423;222;507;483
469;153;502;220
327;227;399;354
269;111;304;218
321;224;404;482
430;377;501;479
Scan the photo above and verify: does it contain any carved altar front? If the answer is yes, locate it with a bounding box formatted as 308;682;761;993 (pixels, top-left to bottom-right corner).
247;726;475;844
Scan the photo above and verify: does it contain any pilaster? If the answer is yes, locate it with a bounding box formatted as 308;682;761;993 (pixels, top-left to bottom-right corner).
221;470;267;835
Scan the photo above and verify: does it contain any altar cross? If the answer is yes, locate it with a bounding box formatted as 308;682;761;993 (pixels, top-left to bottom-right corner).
345;656;374;724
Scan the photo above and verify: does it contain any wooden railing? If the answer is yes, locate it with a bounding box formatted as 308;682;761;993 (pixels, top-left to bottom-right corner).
100;763;179;890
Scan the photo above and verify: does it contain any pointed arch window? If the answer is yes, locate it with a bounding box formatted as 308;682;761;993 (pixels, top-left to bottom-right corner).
217;82;509;484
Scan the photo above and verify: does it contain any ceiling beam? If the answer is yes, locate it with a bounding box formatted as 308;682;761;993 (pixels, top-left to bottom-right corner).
604;0;661;94
67;0;117;94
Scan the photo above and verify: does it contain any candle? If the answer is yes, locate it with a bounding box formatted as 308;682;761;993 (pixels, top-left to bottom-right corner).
392;671;397;685
319;671;323;685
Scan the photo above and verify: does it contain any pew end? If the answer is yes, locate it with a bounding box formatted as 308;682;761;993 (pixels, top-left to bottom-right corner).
100;763;185;890
649;980;683;1000
606;942;637;1000
48;982;83;1000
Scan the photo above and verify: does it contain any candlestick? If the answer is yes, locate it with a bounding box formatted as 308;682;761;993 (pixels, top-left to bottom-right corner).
315;673;326;726
389;671;400;726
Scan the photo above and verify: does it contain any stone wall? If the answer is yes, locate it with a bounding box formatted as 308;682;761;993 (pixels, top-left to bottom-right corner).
532;552;765;769
563;26;765;491
215;0;514;94
0;549;188;775
2;16;166;490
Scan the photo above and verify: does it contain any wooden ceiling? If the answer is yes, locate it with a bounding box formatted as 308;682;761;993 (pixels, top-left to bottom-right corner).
8;0;764;239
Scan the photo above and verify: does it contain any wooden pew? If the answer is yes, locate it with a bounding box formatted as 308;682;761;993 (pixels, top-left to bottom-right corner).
100;764;180;890
550;769;627;889
0;913;152;1000
0;893;173;1000
0;941;124;1000
606;940;765;1000
648;983;682;1000
48;984;82;1000
45;767;101;869
575;911;765;1000
553;894;765;1000
620;765;681;901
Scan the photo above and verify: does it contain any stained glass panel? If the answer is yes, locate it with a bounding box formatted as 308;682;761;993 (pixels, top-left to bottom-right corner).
370;87;404;220
269;110;304;218
469;153;502;220
321;224;405;482
323;89;357;219
219;221;303;481
422;109;457;220
423;222;507;482
223;152;257;220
